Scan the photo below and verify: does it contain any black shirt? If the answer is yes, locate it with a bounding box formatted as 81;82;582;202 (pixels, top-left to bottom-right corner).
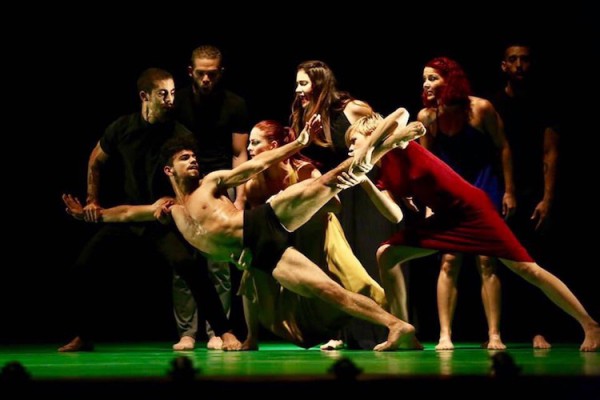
100;113;192;204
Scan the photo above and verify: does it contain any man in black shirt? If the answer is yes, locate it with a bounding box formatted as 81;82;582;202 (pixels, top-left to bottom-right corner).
172;45;250;350
493;42;559;349
59;67;241;352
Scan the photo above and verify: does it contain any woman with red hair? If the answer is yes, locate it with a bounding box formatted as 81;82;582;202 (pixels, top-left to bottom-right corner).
240;119;388;350
417;57;515;350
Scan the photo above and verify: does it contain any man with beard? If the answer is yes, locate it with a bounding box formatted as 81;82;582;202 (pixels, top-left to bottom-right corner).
492;42;560;349
171;45;250;351
63;111;427;351
59;67;242;352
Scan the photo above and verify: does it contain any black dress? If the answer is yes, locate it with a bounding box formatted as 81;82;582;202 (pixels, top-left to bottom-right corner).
301;110;397;349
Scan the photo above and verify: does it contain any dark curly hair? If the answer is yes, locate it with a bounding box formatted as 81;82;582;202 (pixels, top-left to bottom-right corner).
160;135;199;167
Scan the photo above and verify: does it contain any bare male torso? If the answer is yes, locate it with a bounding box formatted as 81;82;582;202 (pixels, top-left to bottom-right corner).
171;177;245;263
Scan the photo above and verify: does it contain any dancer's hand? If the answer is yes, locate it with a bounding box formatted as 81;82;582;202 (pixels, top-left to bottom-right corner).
337;169;369;190
152;197;174;224
401;197;419;212
83;201;102;222
62;194;85;221
297;114;322;146
532;199;551;231
350;146;374;175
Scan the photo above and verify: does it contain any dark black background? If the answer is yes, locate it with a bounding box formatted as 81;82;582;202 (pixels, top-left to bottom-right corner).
4;5;597;345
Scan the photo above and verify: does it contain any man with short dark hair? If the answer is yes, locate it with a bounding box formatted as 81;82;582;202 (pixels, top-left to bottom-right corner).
171;45;250;350
59;68;242;352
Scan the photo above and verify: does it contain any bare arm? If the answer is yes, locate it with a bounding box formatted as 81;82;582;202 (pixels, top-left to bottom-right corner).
232;132;249;209
532;127;559;229
336;171;403;223
211;115;321;190
360;180;404;223
86;142;109;206
482;101;516;217
542;127;559;204
344;100;374;124
102;196;174;223
100;204;167;222
417;108;434;150
63;194;173;223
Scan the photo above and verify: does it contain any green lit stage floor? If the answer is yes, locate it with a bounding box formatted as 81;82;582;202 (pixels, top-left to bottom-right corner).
1;342;598;397
1;342;598;378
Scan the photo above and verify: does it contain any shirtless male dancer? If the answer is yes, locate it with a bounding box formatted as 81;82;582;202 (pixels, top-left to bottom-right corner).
65;112;426;350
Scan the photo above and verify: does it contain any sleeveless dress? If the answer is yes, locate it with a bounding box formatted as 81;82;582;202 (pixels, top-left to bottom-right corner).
377;142;532;262
430;118;503;211
302;109;395;348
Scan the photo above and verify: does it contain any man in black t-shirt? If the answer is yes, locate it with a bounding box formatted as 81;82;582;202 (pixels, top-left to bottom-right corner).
59;68;242;352
493;43;559;349
172;45;250;350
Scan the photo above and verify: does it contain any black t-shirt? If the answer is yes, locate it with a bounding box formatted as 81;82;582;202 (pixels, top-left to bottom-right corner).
492;90;560;199
100;113;192;204
175;87;249;174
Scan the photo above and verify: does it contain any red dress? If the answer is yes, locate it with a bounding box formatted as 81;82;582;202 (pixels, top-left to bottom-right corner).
376;142;533;262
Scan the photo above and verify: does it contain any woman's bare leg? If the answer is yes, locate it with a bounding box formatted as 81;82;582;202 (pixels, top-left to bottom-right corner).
477;255;505;350
500;259;599;351
436;253;462;350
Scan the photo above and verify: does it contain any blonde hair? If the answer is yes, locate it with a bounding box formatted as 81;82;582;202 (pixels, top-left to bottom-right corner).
345;113;383;146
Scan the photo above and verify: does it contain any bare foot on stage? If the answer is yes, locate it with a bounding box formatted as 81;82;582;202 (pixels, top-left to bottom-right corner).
374;322;423;351
172;335;195;351
58;336;94;352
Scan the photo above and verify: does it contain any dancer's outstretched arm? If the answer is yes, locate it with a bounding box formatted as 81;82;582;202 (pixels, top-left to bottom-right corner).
62;194;173;223
210;115;322;191
337;173;404;223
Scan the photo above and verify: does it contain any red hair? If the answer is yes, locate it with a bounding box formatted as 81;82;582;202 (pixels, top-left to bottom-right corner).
253;120;310;164
254;120;295;146
422;57;471;108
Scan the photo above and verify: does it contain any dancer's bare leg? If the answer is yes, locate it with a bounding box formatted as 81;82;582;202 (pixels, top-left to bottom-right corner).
239;269;280;350
377;244;437;317
352;113;427;173
500;259;599;352
436;253;461;350
477;255;505;350
272;248;422;351
272;118;427;233
377;254;410;323
270;162;349;233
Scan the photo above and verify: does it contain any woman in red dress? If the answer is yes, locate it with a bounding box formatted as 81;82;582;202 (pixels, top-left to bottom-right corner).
345;109;599;352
